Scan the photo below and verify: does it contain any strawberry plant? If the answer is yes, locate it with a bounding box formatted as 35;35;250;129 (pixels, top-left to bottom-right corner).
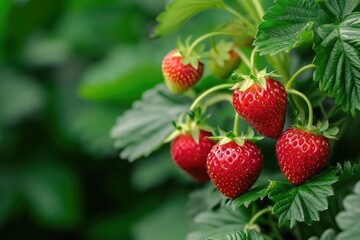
111;0;360;239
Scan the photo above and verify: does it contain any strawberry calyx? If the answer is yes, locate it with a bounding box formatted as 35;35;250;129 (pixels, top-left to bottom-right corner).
208;40;236;68
208;127;263;146
230;68;281;91
293;118;339;140
175;37;204;69
163;107;213;144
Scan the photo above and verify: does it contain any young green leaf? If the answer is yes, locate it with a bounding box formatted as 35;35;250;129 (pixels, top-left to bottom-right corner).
268;170;338;228
309;229;336;240
111;84;191;161
255;0;325;55
230;185;269;209
207;229;264;240
335;181;360;240
153;0;225;37
313;12;360;115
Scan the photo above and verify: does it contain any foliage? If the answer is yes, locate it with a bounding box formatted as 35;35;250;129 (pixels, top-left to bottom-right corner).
1;0;360;239
335;181;360;240
111;84;191;161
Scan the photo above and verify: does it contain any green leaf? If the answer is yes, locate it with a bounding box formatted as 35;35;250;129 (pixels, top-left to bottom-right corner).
231;185;269;209
313;13;360;115
207;229;264;240
187;204;250;240
255;0;325;55
132;197;189;240
111;84;191;161
78;45;163;103
187;184;223;219
335;181;360;240
268;170;338;228
20;163;81;227
325;0;360;21
309;229;336;240
0;70;45;126
153;0;226;37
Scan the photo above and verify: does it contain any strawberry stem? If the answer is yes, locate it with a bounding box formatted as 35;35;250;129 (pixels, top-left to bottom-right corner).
286;64;317;89
250;46;259;76
247;206;272;227
287;89;314;129
186;83;234;128
202;93;233;110
238;0;261;24
188;32;239;56
223;5;256;33
251;0;265;20
233;47;252;69
233;113;240;135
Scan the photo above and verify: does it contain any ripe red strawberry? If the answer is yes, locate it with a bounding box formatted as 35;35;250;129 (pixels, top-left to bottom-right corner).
276;128;330;185
207;140;263;198
171;130;215;182
162;50;204;93
233;78;287;138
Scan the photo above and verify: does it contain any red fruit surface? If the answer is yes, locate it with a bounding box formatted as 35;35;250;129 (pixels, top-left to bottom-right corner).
207;140;263;198
233;78;287;138
276;128;330;185
162;50;204;93
171;130;215;182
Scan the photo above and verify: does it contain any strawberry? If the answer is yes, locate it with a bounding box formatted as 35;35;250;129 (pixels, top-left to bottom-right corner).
209;49;240;80
276;128;330;185
232;77;288;138
207;140;263;198
171;130;215;182
162;50;204;93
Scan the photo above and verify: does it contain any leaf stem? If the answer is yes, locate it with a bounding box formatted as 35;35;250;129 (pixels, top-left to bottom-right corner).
224;5;256;33
285;64;317;89
202;93;233;109
237;0;261;23
250;46;258;75
247;206;272;227
268;214;283;240
233;113;240;135
287;89;313;129
252;0;265;20
188;31;239;55
186;84;234;127
233;47;252;69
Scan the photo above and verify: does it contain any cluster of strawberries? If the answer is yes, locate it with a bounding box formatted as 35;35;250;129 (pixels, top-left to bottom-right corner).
162;49;331;199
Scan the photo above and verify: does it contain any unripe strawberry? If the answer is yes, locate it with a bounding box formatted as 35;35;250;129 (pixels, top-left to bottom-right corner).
276;128;330;185
209;50;241;80
207;140;263;198
162;50;204;94
233;78;288;138
171;130;215;182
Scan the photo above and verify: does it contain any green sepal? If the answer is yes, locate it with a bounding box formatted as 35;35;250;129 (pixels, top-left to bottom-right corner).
176;37;204;69
191;127;200;143
208;40;234;67
231;68;281;92
208;127;263;146
294;119;339;140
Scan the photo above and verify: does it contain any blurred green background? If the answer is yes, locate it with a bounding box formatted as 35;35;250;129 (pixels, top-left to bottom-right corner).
1;0;360;239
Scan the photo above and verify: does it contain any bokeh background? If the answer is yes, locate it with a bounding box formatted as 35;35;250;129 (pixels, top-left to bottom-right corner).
1;0;360;239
